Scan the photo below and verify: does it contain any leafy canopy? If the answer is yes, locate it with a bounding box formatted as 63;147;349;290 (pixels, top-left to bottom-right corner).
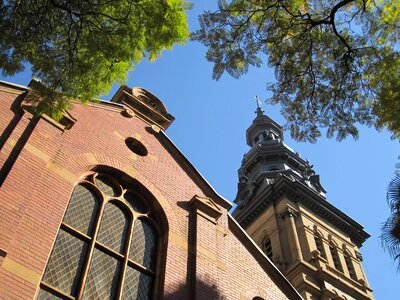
194;0;400;142
381;174;400;268
0;0;190;119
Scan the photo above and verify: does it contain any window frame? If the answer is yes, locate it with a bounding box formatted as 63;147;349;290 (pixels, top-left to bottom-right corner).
329;242;343;272
38;171;163;300
263;236;274;261
313;233;326;259
343;250;357;281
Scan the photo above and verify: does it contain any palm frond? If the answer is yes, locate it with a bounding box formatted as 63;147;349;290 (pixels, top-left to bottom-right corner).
381;175;400;269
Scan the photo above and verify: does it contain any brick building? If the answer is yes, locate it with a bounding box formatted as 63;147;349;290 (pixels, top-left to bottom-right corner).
0;80;302;300
0;79;373;300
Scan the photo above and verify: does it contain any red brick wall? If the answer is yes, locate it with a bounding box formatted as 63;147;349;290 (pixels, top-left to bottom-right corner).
0;87;295;300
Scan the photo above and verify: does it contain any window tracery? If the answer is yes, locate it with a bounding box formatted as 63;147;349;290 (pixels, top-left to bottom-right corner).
38;171;160;300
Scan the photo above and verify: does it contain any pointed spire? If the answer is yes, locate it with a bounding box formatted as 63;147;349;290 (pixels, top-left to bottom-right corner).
246;96;284;147
254;96;264;116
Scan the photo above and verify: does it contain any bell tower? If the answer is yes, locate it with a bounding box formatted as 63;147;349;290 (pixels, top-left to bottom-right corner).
232;102;374;300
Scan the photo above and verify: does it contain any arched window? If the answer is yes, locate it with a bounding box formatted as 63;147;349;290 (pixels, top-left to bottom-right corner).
329;243;343;272
263;236;273;260
344;251;357;280
314;233;326;259
37;172;160;300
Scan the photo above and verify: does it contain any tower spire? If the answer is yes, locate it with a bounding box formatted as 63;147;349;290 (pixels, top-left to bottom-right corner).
234;95;373;300
254;96;264;116
246;97;283;147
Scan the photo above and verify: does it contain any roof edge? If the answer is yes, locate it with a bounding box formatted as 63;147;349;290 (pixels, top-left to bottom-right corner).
0;80;29;94
228;214;304;300
157;129;232;210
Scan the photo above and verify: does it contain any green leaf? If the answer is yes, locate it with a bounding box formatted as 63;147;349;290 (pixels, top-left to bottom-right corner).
193;0;400;141
0;0;191;115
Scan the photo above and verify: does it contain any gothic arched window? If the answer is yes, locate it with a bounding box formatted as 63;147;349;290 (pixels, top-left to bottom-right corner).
263;236;273;260
37;172;160;300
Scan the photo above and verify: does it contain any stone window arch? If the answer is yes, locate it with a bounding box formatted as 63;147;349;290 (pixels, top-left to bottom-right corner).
37;170;163;299
313;231;326;259
329;241;343;272
343;249;357;280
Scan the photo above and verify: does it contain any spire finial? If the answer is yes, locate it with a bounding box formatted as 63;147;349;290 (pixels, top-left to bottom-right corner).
255;96;264;116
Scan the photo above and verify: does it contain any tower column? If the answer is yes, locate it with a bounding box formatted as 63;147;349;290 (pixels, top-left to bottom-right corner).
281;207;303;263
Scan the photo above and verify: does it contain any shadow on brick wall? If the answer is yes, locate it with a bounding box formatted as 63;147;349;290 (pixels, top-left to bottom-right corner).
171;201;226;299
0;101;39;186
163;279;226;300
0;92;25;152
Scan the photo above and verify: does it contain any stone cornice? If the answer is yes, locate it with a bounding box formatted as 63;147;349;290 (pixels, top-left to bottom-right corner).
234;175;369;247
242;142;308;175
285;260;373;300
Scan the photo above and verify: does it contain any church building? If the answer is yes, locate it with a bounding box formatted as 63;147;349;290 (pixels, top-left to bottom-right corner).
0;79;373;300
233;104;374;300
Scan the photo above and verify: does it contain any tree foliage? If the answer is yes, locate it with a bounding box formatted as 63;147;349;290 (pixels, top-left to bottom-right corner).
381;174;400;268
0;0;190;118
194;0;400;142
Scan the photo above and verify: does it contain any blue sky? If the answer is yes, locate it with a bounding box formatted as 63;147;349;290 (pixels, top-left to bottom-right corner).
1;2;399;299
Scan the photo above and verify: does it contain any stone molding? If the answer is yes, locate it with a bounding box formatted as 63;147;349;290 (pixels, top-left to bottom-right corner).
189;195;222;224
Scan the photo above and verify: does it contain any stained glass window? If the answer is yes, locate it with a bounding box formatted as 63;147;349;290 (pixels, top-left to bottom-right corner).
125;192;149;214
97;203;129;254
83;249;121;299
123;266;153;300
129;219;158;270
38;172;160;300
